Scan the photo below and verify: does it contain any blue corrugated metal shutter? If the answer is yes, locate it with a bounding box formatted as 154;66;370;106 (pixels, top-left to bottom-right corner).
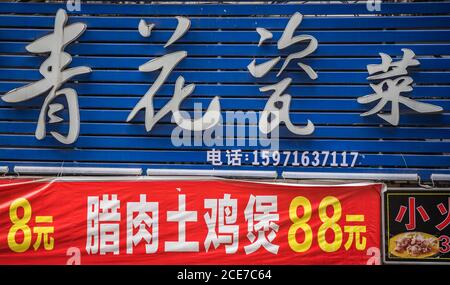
0;1;449;180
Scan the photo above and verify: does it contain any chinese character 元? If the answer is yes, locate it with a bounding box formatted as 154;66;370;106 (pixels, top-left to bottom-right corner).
344;214;367;251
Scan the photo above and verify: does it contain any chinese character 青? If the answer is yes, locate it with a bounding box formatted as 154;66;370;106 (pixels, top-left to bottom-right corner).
1;9;91;144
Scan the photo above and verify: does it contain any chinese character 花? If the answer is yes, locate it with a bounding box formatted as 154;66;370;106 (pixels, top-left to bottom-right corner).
127;17;221;132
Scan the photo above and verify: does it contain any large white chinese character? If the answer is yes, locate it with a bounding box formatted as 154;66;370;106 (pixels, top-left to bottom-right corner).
204;194;239;254
357;48;442;126
259;78;314;135
247;12;317;136
244;195;279;254
127;16;220;132
126;194;159;254
1;9;91;144
165;194;199;252
86;194;121;255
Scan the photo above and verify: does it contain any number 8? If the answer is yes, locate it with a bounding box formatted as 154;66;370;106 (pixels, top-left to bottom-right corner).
318;196;342;252
288;196;313;252
8;198;32;253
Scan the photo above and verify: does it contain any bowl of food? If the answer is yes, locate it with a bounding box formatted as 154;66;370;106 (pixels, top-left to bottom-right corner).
389;232;439;258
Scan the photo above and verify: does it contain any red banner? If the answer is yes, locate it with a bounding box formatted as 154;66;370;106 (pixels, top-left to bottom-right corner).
0;179;382;265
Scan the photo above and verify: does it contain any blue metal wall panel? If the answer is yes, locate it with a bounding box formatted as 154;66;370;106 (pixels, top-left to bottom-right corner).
0;1;449;180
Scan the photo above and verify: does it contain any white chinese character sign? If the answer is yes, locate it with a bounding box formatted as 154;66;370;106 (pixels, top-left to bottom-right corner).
357;48;443;126
127;16;221;132
248;12;316;135
1;9;91;144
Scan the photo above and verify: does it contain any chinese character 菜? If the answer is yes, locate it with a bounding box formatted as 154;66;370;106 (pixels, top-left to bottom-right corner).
357;48;442;126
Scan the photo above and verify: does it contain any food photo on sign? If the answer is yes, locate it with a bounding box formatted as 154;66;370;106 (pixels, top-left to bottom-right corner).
384;190;450;264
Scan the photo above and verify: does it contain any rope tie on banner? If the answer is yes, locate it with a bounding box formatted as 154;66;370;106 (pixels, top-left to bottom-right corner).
418;175;434;190
57;161;65;178
429;175;437;189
